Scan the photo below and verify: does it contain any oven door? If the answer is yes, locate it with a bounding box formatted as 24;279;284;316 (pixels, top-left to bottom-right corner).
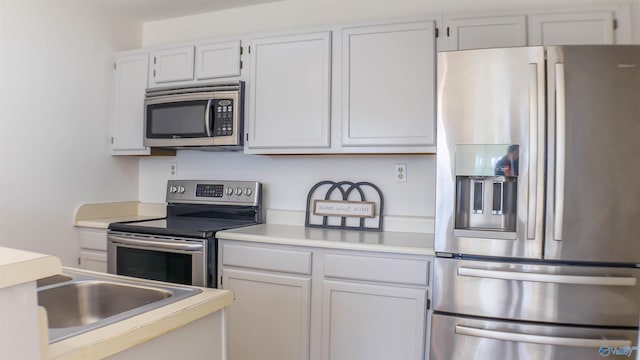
430;314;638;360
107;232;207;287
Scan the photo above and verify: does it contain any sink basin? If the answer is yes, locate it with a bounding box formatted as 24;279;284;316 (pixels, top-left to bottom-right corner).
36;274;72;288
39;281;172;328
37;269;202;343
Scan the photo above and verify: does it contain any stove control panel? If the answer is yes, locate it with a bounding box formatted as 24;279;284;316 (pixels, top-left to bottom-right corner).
166;180;262;206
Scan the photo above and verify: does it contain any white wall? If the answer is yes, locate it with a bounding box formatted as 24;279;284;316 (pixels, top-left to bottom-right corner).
139;152;435;218
139;0;639;228
0;0;142;265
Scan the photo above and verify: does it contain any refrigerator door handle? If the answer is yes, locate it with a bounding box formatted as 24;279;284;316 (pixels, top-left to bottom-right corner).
457;267;637;286
527;63;539;240
554;63;566;241
455;325;633;348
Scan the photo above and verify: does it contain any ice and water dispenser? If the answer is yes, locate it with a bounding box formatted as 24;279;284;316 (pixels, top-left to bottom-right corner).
454;145;518;236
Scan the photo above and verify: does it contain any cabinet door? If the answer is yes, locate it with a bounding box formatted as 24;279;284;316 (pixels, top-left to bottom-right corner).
321;280;427;360
149;45;195;87
195;40;242;80
247;32;331;150
78;228;108;272
79;250;107;272
440;14;527;51
111;52;150;155
222;268;311;360
341;22;435;147
528;11;615;45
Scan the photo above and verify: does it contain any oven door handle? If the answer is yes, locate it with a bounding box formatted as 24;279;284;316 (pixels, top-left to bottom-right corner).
455;325;632;348
110;236;204;252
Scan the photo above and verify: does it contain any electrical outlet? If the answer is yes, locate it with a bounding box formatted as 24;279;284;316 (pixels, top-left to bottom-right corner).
395;163;407;183
169;162;177;177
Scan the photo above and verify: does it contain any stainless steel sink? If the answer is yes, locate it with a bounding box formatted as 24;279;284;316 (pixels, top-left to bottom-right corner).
39;281;172;328
37;269;201;343
36;274;73;288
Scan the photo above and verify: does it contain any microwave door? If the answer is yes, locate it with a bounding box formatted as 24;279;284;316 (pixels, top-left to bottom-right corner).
145;99;210;141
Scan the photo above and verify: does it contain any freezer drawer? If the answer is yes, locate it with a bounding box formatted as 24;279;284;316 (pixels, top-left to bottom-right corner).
430;313;638;360
433;258;640;327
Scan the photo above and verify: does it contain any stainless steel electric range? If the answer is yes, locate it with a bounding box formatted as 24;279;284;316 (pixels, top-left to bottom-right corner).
107;180;262;288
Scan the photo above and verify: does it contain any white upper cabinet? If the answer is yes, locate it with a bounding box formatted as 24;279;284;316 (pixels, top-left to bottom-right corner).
111;51;151;155
246;31;332;151
528;10;615;45
149;45;195;87
439;14;527;51
195;40;242;80
341;21;436;148
148;40;242;88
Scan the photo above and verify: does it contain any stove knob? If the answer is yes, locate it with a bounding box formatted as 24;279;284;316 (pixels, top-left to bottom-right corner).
235;187;242;195
226;187;234;196
169;186;177;193
245;188;252;196
178;186;185;194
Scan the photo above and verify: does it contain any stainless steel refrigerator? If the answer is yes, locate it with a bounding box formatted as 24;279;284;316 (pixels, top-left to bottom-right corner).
432;45;640;359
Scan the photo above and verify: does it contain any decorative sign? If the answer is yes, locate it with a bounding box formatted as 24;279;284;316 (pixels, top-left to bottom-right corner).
313;200;375;218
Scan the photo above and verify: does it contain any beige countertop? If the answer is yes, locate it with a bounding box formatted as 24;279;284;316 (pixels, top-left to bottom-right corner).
47;268;233;360
217;224;434;256
0;247;61;288
74;202;165;229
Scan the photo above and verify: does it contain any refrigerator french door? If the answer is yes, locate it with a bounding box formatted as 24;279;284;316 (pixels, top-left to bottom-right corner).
434;46;546;260
432;45;640;360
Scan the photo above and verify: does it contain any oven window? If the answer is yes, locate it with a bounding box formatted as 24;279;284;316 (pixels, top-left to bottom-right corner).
116;247;193;285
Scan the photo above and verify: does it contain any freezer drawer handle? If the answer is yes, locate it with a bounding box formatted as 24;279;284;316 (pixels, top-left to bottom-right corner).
455;325;632;348
458;267;637;286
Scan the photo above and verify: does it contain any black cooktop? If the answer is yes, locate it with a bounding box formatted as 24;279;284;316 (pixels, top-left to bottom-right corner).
109;217;257;239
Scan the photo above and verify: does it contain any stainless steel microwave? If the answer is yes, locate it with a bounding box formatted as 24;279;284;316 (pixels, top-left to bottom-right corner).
144;81;244;149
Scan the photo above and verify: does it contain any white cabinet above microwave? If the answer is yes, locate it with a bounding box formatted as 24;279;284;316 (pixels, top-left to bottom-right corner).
148;40;242;89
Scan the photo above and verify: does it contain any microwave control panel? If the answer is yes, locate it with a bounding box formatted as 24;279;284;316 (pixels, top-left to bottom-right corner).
213;99;234;137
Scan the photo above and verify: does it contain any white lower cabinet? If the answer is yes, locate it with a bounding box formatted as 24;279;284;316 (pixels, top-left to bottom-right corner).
321;280;427;360
219;239;432;360
222;269;311;360
78;228;108;272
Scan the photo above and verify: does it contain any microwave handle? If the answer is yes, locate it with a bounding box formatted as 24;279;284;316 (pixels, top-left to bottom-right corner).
204;99;213;137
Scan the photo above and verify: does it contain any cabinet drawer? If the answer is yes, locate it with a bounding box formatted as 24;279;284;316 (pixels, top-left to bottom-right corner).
324;253;429;286
221;243;312;275
78;228;107;251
